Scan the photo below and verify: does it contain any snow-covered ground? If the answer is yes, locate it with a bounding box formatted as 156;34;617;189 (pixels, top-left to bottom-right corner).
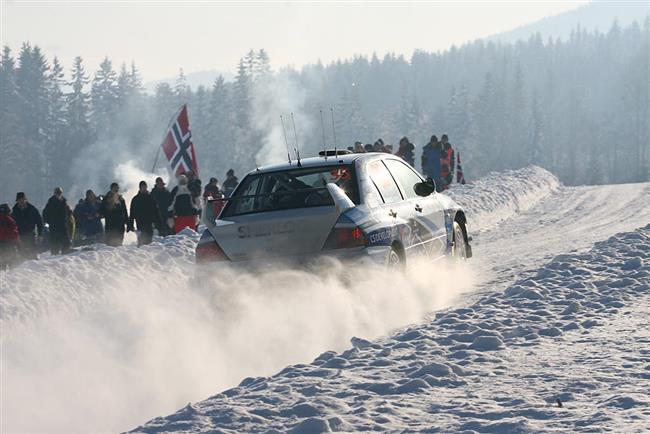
1;166;649;433
131;223;650;433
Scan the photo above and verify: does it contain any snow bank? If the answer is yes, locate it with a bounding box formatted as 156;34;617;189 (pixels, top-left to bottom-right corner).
446;165;560;232
131;224;650;433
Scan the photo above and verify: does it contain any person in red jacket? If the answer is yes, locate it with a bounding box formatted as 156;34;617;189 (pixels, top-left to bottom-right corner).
0;203;20;270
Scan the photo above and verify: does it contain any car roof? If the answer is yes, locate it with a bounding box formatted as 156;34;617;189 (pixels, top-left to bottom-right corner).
249;152;389;175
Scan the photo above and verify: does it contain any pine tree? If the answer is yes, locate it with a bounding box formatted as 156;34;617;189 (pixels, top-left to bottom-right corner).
44;56;67;189
65;56;92;180
0;46;21;196
91;56;118;137
174;68;190;103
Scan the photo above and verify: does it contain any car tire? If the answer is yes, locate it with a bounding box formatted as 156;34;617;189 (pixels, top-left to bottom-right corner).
452;221;467;260
387;245;404;270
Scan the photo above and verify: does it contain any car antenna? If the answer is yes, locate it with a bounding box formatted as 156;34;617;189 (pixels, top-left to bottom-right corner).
280;115;292;165
291;112;302;167
330;107;338;157
319;109;328;161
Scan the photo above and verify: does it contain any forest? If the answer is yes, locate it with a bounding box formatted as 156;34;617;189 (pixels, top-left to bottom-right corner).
0;17;648;206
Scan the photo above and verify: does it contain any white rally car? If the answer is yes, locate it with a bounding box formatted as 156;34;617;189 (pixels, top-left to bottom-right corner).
196;151;471;268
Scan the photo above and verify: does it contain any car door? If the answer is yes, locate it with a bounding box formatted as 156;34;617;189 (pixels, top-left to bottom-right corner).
365;159;415;251
383;158;447;259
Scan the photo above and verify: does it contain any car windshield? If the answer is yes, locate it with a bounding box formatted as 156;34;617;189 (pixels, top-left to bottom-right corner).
221;165;359;217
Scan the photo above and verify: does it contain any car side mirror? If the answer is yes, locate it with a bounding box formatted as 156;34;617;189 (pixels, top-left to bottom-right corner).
414;178;436;197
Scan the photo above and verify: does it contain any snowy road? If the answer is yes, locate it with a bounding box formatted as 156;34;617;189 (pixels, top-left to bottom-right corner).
471;180;650;291
1;167;649;433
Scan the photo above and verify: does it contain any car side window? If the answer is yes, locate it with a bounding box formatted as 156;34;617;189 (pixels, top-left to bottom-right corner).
383;159;423;200
231;176;261;214
367;160;403;204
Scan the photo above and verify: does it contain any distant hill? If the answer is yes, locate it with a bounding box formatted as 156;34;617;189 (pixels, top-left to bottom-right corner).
144;69;234;93
488;1;649;43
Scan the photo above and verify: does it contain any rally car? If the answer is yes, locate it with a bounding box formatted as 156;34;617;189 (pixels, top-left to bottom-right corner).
196;151;471;268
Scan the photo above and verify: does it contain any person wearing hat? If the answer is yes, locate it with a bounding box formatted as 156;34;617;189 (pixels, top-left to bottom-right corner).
151;176;173;236
42;187;73;255
12;192;43;260
0;203;20;269
168;174;200;233
222;169;239;197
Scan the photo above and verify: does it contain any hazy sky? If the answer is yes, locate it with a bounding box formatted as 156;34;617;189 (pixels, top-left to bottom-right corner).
1;1;588;80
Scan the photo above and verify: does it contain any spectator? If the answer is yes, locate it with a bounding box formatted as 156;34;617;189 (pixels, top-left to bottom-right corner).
129;181;159;246
203;177;221;200
72;198;84;245
12;192;43;260
222;169;239;197
353;141;365;153
151;177;173;236
42;187;72;255
100;182;129;247
396;137;415;166
440;134;455;190
168;174;200;233
0;203;20;269
77;189;103;245
421;135;443;192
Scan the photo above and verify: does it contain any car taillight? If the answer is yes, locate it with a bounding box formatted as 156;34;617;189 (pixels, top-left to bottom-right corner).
195;230;229;263
323;226;367;250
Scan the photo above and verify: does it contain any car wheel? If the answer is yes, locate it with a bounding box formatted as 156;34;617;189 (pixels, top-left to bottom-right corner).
387;246;404;270
452;221;467;260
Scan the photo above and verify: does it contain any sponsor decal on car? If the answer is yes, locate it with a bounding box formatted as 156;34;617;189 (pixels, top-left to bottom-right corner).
238;221;303;238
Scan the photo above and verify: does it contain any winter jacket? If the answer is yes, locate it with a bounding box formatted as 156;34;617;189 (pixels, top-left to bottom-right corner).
78;200;103;237
222;177;239;197
422;142;443;188
129;192;159;231
0;215;19;243
11;203;43;237
396;142;415;166
203;184;222;200
152;186;172;219
441;143;455;189
169;185;199;217
101;192;129;233
188;178;202;200
43;196;71;236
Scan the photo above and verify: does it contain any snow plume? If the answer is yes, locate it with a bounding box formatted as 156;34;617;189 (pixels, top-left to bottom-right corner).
251;73;314;166
1;235;474;433
114;160;167;204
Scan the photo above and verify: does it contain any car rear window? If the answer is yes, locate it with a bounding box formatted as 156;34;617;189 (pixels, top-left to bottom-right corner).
221;165;359;217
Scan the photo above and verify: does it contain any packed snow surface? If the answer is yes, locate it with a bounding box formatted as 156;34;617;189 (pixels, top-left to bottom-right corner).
132;224;650;433
1;166;649;433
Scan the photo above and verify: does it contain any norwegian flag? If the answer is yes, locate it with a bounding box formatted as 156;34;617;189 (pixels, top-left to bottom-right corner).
161;104;199;176
456;151;466;185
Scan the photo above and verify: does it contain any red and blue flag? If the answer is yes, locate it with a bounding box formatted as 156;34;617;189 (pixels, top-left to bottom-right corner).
161;104;199;176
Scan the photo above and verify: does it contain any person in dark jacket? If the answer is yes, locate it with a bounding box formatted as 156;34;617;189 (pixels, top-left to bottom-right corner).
421;135;443;192
12;192;43;260
42;187;72;255
168;174;200;233
151;177;173;236
100;182;129;247
129;181;159;246
202;177;221;200
0;203;20;269
77;190;103;245
396;137;415;166
440;134;455;190
222;169;239;197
